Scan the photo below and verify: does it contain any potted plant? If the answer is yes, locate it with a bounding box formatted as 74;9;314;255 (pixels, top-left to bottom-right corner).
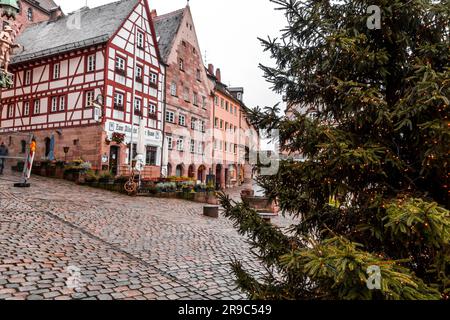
85;170;99;186
99;171;115;185
112;132;125;145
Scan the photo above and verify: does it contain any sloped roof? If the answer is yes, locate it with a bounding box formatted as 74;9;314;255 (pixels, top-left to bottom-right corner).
153;8;184;62
12;0;139;65
34;0;59;12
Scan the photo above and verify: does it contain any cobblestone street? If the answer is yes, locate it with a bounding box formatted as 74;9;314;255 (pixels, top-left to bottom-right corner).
0;172;291;300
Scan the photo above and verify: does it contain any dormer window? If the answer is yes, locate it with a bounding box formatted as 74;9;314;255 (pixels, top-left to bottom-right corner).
179;58;184;71
27;8;33;22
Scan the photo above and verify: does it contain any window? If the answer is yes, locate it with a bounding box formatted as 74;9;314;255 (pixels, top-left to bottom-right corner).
196;69;201;81
53;63;60;80
7;104;14;118
179;58;184;71
166;111;175;123
51;97;58;112
234;144;238;154
214;117;218;128
214;139;217;150
225;142;228;152
21;140;27;154
136;65;143;82
183;87;189;101
225;122;229;131
193;93;198;106
59;96;65;111
24;70;32;85
191;118;197;130
23;101;30;116
202;96;207;109
85;90;95;107
87;54;96;72
115;56;126;74
221;98;224;108
170;82;177;96
148;103;156;115
179;114;186;126
145;146;157;166
150;72;158;86
134;98;142;116
214;96;218;106
27;8;33;21
50;96;66;112
197;142;203;155
190;140;195;153
114;92;124;110
137;31;144;49
177;137;184;151
226;102;229;111
33;100;40;115
167;136;173;150
201;120;205;133
220;119;223;129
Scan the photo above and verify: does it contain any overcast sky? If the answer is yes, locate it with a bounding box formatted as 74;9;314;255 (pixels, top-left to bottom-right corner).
54;0;287;111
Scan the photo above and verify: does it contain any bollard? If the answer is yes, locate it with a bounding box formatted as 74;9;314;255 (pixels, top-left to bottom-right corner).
204;205;219;218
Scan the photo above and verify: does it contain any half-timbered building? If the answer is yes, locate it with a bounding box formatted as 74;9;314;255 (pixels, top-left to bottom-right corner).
0;0;164;178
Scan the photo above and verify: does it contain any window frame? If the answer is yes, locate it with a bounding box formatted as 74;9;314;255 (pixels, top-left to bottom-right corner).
165;111;175;124
23;101;30;116
33;99;40;115
113;91;125;111
170;82;177;96
87;54;96;73
178;114;186;127
85;90;95;108
24;69;32;86
52;62;60;80
137;31;145;50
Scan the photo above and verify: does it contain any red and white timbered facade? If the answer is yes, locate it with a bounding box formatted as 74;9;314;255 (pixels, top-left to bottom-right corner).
0;0;164;175
104;0;164;166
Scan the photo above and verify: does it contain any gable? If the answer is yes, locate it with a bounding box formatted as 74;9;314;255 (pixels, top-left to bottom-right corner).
109;0;160;68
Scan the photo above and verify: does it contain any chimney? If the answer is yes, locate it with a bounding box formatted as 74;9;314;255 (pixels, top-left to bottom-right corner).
215;68;221;82
208;64;214;75
150;9;158;19
49;7;63;21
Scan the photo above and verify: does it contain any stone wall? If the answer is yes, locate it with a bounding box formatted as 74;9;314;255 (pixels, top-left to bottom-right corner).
0;124;104;169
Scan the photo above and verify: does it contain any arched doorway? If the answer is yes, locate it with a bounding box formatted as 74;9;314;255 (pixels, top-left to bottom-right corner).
197;165;206;183
215;164;223;189
188;164;196;179
167;163;173;177
44;137;51;158
176;164;184;177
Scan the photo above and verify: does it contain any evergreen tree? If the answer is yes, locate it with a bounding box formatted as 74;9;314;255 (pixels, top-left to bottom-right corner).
221;0;449;300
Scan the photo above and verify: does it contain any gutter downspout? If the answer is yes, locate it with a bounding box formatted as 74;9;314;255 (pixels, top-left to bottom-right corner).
160;62;168;177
